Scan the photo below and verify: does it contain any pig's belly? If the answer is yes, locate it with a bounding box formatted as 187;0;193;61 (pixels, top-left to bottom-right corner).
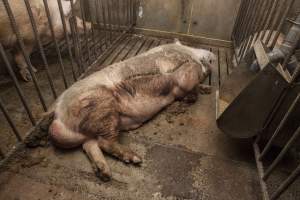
118;94;175;131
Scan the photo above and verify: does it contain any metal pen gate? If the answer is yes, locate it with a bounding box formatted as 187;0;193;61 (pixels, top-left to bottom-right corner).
232;0;300;199
0;0;136;161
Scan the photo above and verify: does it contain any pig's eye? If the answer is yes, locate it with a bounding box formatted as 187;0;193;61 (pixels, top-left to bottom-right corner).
209;60;212;64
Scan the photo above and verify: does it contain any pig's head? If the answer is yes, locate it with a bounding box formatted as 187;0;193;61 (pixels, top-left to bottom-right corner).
174;39;216;78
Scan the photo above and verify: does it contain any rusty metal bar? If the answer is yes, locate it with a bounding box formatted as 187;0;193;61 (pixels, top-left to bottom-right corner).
107;0;114;41
57;0;78;82
86;0;97;59
102;0;112;43
99;0;109;47
117;0;122;32
259;94;300;160
270;0;296;49
0;44;36;125
0;97;22;142
263;126;300;180
2;0;47;112
271;163;300;200
23;0;57;99
232;0;246;38
95;0;105;52
42;0;69;89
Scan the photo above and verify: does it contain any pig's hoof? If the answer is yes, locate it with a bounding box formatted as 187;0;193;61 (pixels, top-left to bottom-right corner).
31;66;38;73
20;69;32;82
183;94;198;104
122;152;143;165
96;168;112;182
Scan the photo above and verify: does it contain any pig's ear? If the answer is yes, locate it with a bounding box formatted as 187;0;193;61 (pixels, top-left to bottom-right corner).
174;38;182;45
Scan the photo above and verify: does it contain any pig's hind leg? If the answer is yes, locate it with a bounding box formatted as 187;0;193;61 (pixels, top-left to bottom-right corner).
83;139;112;181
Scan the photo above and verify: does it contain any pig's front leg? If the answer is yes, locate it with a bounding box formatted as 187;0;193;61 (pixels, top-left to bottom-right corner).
14;44;37;82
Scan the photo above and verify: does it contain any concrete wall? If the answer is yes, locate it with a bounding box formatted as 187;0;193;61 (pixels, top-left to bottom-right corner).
136;0;241;41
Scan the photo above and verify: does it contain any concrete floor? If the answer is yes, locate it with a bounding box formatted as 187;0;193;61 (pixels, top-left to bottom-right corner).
0;34;298;200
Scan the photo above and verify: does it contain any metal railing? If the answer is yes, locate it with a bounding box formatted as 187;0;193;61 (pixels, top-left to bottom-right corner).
0;0;136;160
232;0;296;63
232;1;300;199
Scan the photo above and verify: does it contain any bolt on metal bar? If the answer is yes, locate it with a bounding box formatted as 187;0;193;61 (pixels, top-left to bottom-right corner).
260;0;281;42
57;0;78;82
0;97;22;142
259;94;300;160
270;0;296;49
23;0;57;99
2;0;47;112
270;163;300;200
263;126;300;181
0;44;36;125
42;0;69;89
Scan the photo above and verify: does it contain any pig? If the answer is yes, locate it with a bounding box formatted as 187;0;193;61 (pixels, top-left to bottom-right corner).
0;0;91;81
49;40;216;180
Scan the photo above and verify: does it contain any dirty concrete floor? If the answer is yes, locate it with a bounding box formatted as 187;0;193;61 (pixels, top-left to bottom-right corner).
0;34;299;200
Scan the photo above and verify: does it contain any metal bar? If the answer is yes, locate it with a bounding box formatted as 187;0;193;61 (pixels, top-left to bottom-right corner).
270;0;296;49
107;0;114;41
238;0;264;58
0;97;22;142
99;0;109;47
263;126;300;180
236;0;255;45
23;0;57;99
232;0;246;38
0;44;36;125
260;94;300;160
254;140;271;200
42;0;69;89
120;37;141;61
95;0;105;52
260;0;281;42
57;0;78;82
79;0;91;63
270;163;300;200
2;0;47;112
117;0;122;32
86;0;97;60
104;0;113;43
109;37;132;64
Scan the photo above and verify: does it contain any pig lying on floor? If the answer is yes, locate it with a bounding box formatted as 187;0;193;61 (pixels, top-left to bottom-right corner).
0;0;90;81
49;40;216;180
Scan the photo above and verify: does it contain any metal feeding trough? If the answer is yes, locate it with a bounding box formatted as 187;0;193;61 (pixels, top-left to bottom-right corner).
217;14;300;143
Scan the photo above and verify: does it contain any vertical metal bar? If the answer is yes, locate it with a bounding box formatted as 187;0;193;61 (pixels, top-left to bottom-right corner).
100;0;109;46
105;0;113;42
2;0;47;111
117;0;122;32
79;0;91;63
270;164;300;200
126;0;130;28
263;126;300;180
95;0;104;53
86;0;97;59
57;0;78;82
260;0;281;42
0;44;36;125
238;0;263;57
23;0;57;99
70;18;82;73
270;0;296;49
259;94;300;160
232;0;245;38
42;0;69;89
236;0;255;45
0;98;22;141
